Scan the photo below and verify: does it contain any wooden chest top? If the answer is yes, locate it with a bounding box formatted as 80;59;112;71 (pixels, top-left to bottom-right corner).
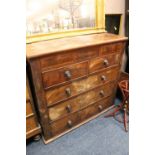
26;33;128;59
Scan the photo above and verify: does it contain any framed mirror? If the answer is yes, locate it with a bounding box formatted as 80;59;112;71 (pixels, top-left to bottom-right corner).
26;0;105;43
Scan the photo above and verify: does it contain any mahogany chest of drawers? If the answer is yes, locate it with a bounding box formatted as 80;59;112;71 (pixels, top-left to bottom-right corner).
26;33;127;144
26;74;41;139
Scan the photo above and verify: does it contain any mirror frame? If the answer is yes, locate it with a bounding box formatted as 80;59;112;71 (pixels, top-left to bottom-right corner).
26;0;105;43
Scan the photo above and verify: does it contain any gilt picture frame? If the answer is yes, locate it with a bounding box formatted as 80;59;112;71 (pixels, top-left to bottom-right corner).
26;0;105;43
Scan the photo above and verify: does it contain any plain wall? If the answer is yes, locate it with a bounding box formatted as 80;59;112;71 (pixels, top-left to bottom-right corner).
105;0;125;13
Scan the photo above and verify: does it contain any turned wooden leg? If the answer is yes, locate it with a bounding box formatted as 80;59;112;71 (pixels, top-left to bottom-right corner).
33;134;41;141
104;105;122;118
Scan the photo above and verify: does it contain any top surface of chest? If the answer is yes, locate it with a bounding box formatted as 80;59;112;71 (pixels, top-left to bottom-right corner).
26;33;128;59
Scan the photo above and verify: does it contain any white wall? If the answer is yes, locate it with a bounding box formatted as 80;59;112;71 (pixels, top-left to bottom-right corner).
105;0;125;14
104;0;127;71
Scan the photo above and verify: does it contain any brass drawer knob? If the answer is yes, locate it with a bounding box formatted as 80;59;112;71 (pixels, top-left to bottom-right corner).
100;90;104;97
64;70;71;79
103;59;109;67
101;75;106;81
67;120;73;128
65;88;71;96
66;104;72;113
98;105;103;111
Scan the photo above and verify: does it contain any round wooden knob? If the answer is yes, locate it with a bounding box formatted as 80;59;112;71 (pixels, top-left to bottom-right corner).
98;105;103;111
100;90;104;97
65;88;71;96
103;59;109;66
64;70;71;79
101;75;106;81
66;104;72;113
67;120;72;128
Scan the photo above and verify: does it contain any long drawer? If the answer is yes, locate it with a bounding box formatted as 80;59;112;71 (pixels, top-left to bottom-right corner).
48;82;115;121
45;67;119;106
79;97;113;122
50;96;113;137
50;112;80;136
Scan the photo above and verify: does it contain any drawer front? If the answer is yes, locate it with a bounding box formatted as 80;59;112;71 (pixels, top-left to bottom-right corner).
26;101;33;116
45;67;119;106
79;97;113;121
76;47;99;61
79;103;99;121
48;100;80;121
40;47;99;71
79;82;115;109
48;82;114;121
95;97;113;110
26;117;37;132
42;61;88;88
89;53;121;73
100;42;125;55
50;112;80;136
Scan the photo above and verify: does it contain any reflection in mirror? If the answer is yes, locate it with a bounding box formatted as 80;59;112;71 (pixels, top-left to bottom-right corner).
26;0;96;35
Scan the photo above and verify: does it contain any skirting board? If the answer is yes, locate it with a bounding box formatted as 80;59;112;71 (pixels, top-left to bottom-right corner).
42;105;115;144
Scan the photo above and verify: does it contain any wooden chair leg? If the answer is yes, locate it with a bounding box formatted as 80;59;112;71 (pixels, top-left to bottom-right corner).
124;108;128;132
104;105;122;118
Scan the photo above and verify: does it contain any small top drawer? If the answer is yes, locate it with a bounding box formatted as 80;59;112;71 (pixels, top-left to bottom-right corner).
100;42;125;55
42;61;88;89
89;53;121;73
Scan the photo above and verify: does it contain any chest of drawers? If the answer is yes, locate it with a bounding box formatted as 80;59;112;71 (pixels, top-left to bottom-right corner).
26;33;127;144
26;74;41;139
